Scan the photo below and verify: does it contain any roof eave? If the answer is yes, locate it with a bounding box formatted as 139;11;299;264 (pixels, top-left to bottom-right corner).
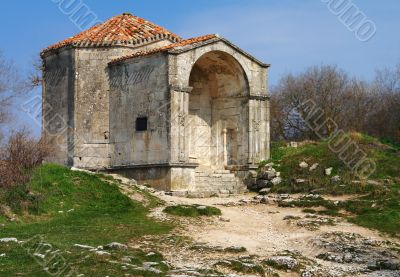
41;35;180;59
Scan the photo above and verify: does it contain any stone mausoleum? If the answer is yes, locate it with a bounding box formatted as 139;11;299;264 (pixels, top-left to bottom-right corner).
41;13;270;195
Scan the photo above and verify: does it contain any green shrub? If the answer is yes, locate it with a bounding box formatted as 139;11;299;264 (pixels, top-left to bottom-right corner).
164;204;221;217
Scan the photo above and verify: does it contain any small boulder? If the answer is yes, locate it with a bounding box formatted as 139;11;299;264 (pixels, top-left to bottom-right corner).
367;180;382;186
295;179;306;184
325;167;333;176
255;179;271;190
290;141;298;148
0;238;19;243
259;188;271;195
266;255;299;270
330;175;341;184
299;161;309;168
270;177;282;186
309;163;319;171
257;170;276;180
104;242;128;250
219;216;230;222
260;196;269;204
95;250;111;256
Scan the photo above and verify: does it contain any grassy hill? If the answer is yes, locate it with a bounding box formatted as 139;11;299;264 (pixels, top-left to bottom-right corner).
267;133;400;235
0;164;172;276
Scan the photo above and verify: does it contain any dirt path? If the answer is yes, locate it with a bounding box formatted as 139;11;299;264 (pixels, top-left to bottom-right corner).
151;192;400;276
107;173;399;276
158;193;392;256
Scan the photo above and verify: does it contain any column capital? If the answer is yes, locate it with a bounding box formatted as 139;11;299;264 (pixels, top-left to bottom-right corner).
249;94;270;101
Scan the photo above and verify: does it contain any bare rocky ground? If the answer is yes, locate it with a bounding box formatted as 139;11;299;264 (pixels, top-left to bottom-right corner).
112;174;400;277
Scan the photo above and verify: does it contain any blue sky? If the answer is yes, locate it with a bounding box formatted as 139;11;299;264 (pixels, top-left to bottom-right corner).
1;0;399;135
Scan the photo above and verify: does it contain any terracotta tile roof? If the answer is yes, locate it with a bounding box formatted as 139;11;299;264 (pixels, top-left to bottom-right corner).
109;34;219;65
41;13;181;55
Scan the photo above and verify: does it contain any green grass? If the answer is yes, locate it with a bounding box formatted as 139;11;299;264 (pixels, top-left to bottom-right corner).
268;133;400;195
0;164;172;276
278;187;400;235
164;204;222;217
215;259;265;276
343;183;400;235
268;134;400;236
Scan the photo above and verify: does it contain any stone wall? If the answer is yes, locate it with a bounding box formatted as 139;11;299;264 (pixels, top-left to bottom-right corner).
43;39;174;169
109;53;170;166
42;48;75;166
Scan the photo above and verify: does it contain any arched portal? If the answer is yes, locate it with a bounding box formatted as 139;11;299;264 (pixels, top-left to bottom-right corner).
188;51;250;169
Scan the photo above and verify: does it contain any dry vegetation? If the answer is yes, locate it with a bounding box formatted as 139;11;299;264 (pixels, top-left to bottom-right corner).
0;130;52;189
271;64;400;144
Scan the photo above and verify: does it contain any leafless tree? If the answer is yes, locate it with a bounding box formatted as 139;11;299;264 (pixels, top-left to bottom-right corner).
270;63;400;143
0;51;31;140
367;64;400;142
271;65;351;140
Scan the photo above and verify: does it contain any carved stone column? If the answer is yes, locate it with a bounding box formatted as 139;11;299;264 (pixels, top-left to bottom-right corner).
248;95;270;166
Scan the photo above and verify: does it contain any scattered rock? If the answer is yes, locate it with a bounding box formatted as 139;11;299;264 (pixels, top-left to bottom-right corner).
299;161;309;168
219;216;230;222
260;196;269;204
367;180;382;186
266;255;299;270
73;244;95;250
283;215;301;220
33;253;46;259
255;179;271;189
279;194;290;200
317;252;344;263
258;170;277;180
95;250;111;256
311;232;400;272
121;256;131;263
290;142;299;148
71;167;94;174
295;178;306;184
331;175;341;184
309;163;319;171
104;242;128;250
270;177;282;186
0;238;19;243
368;260;400;271
224;246;247;253
325;167;333;176
259;188;271;195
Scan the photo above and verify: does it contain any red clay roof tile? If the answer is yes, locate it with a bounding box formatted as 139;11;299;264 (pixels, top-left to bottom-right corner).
109;34;219;65
41;13;181;55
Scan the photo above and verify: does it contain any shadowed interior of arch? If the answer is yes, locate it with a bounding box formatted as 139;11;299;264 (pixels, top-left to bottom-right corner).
188;51;250;170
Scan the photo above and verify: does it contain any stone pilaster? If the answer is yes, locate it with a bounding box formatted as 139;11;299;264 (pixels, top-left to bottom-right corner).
248;95;270;165
169;86;192;163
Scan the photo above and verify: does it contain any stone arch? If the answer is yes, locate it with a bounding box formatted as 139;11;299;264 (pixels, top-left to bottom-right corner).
186;50;250;169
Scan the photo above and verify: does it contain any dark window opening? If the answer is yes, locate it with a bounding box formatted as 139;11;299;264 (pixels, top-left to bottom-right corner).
136;117;148;131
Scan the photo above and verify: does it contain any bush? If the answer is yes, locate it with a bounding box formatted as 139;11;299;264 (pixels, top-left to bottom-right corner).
0;130;52;188
0;130;52;215
164;204;222;217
